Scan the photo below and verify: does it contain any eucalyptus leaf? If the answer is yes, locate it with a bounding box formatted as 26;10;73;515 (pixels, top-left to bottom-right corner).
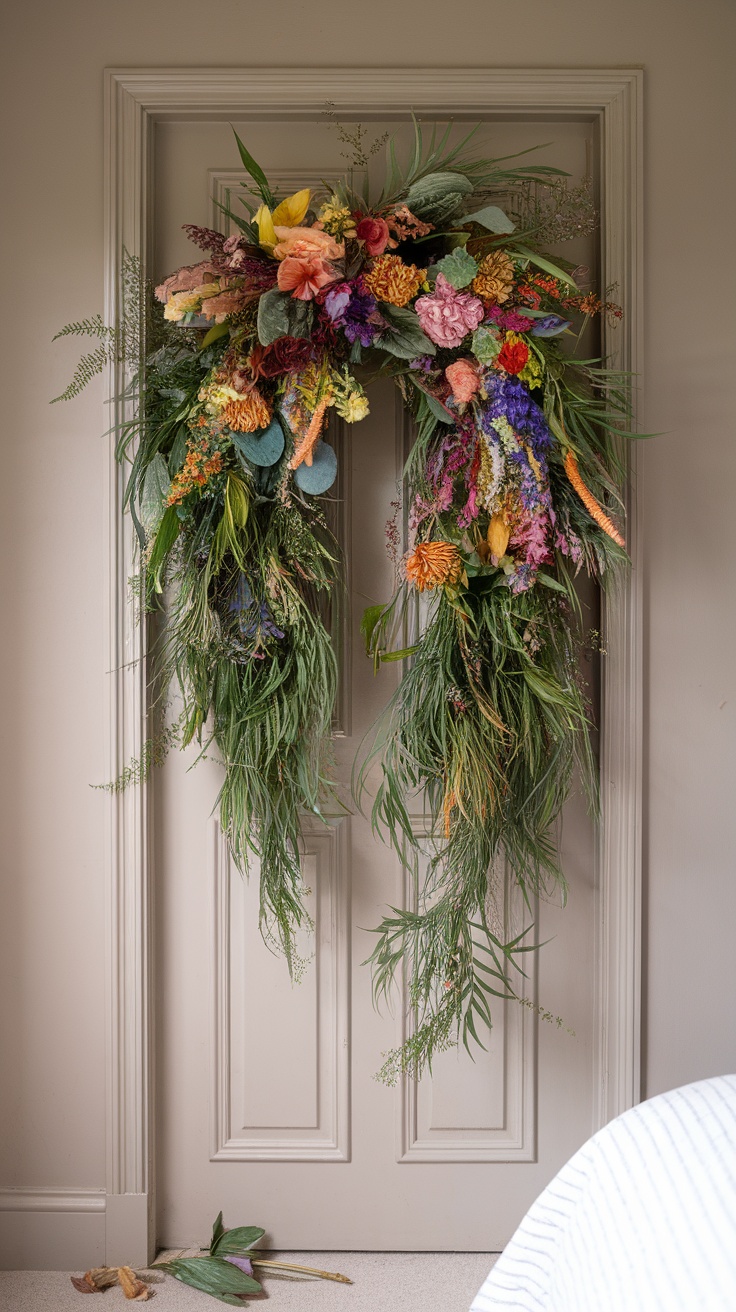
461;204;515;233
293;439;338;494
229;418;285;468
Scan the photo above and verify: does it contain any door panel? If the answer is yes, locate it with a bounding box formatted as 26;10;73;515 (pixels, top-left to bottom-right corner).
153;113;600;1250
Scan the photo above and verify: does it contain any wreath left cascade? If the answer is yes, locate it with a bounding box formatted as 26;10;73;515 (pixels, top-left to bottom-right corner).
57;123;636;1080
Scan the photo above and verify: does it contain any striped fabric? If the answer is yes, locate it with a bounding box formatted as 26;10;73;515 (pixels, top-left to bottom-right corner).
470;1075;736;1311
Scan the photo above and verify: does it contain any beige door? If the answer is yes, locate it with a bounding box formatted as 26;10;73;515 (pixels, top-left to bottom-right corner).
153;112;601;1251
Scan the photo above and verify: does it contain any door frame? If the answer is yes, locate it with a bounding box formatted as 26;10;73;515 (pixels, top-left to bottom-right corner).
102;66;643;1264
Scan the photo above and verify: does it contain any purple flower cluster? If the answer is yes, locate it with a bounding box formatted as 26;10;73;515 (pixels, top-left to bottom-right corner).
323;278;384;347
230;577;284;641
482;375;552;454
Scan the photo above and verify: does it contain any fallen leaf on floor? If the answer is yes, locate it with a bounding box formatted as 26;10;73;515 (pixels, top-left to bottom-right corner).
118;1266;153;1300
70;1275;98;1293
70;1266;153;1299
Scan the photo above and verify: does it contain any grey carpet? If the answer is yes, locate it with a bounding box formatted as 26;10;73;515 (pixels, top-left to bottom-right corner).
0;1251;499;1311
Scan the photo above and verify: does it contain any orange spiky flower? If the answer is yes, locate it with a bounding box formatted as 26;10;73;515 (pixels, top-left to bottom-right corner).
222;389;272;432
564;450;625;548
405;541;463;591
289;396;330;471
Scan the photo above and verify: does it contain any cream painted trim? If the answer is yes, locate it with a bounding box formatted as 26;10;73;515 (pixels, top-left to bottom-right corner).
0;1188;106;1214
103;66;643;1259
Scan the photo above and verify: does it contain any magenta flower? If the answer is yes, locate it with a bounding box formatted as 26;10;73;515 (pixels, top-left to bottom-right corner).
415;274;484;349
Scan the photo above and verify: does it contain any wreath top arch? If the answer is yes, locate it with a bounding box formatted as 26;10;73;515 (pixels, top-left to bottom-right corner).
58;121;635;1080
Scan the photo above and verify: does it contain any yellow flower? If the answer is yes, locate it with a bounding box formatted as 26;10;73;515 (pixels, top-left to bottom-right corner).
317;195;358;240
254;188;312;251
335;390;369;423
471;250;515;305
519;351;543;389
364;254;426;307
487;514;511;561
163;282;222;321
405;541;463;591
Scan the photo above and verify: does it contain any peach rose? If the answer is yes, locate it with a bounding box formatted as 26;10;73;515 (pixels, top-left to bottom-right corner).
272;226;344;262
445;359;481;405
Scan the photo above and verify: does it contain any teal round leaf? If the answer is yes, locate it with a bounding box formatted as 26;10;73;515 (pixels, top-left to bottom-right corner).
293;440;338;495
228;418;285;467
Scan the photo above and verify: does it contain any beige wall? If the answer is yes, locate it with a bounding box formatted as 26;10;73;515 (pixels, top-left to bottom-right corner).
1;0;734;1227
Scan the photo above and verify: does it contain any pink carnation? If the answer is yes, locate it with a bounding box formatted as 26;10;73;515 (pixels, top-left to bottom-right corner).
154;261;219;303
415;274;484;349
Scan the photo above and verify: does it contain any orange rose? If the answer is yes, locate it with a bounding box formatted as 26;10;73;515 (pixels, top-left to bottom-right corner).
272;226;344;263
445;359;481;405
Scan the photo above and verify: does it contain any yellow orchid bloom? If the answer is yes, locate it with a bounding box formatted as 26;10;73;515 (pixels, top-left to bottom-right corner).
253;203;277;251
254;189;311;252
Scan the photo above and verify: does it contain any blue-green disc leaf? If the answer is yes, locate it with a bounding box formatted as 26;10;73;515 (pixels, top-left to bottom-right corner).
293;440;338;494
228;418;285;467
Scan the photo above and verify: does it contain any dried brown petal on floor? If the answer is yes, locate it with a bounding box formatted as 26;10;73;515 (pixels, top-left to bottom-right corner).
85;1268;121;1290
118;1266;153;1300
70;1275;98;1293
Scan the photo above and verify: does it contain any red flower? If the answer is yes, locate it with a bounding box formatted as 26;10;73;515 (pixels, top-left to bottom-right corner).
497;339;529;375
356;216;391;256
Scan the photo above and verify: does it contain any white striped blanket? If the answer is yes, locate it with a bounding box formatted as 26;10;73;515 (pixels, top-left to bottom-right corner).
471;1074;736;1311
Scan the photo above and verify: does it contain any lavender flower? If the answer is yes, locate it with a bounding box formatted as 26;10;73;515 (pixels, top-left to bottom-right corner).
481;375;552;454
323;277;384;347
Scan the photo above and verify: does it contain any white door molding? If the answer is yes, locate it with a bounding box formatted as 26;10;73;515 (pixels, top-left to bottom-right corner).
103;66;643;1264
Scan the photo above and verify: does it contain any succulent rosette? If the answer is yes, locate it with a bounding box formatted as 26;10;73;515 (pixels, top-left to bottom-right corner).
58;123;634;1079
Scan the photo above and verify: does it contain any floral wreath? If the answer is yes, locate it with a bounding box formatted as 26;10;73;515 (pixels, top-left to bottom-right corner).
58;121;634;1080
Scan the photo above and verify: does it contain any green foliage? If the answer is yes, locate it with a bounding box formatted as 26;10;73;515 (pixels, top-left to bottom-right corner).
51;252;152;401
431;246;478;289
379;305;436;360
157;1257;262;1305
462;204;516;233
358;579;596;1081
257;288;314;344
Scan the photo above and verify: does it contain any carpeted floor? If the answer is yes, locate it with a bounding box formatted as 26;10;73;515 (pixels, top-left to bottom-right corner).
0;1251;498;1311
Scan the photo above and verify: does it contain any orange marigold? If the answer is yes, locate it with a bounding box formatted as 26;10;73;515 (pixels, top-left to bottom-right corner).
222;388;272;433
405;541;463;591
471;250;515;305
363;254;425;307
